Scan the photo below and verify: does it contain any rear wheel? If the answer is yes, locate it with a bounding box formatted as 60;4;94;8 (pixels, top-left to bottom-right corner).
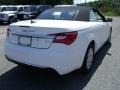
81;43;94;74
0;21;3;24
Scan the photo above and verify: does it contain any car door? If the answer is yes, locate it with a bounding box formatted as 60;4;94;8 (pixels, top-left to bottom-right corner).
89;10;108;50
95;10;110;43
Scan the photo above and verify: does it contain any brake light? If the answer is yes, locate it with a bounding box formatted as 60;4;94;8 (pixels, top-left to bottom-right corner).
7;28;11;36
49;31;78;45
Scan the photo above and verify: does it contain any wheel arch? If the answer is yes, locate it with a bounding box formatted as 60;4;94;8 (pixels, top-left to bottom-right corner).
85;40;96;56
81;40;96;73
85;33;96;53
89;40;95;50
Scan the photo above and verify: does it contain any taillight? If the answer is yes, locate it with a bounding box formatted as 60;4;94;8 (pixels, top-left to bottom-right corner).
7;28;11;36
49;31;78;45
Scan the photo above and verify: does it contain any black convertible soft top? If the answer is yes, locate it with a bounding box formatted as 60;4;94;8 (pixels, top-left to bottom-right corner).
53;6;106;21
53;6;92;21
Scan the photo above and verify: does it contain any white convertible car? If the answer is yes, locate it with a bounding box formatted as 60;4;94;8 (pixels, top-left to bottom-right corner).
5;6;112;75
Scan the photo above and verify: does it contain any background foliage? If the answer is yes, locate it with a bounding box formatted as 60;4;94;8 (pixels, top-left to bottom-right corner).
0;0;120;16
79;0;120;16
0;0;72;5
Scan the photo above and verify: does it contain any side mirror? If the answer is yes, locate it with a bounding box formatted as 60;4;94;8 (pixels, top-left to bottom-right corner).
106;18;113;22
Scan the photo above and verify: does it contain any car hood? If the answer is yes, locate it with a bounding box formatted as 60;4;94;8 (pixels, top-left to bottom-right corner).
0;11;17;14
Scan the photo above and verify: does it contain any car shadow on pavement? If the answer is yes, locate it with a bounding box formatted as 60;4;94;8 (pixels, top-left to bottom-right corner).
0;43;112;90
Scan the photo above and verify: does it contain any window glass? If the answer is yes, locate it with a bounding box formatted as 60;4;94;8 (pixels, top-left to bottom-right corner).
89;10;97;21
1;7;6;11
24;6;37;12
38;7;44;12
7;7;17;11
18;7;23;11
24;7;28;10
90;10;103;22
94;12;103;22
37;9;78;20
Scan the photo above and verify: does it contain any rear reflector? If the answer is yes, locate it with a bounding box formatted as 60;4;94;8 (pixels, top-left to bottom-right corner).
49;31;78;45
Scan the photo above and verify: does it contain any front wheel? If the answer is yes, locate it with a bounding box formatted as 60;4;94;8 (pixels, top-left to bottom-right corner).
81;44;94;74
8;17;16;24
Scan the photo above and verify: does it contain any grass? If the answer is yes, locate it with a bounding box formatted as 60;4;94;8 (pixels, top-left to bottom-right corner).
100;8;120;16
103;11;120;16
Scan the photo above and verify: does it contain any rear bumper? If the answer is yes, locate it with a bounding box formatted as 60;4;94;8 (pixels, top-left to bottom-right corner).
5;55;57;72
5;41;85;75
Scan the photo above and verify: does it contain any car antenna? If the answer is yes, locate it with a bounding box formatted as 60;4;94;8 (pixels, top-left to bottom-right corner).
29;7;35;24
30;18;35;24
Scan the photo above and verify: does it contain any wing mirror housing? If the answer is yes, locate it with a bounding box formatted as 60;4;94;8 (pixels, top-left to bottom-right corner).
106;18;113;22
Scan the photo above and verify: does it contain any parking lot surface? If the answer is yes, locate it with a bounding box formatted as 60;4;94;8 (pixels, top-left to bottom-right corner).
0;17;120;90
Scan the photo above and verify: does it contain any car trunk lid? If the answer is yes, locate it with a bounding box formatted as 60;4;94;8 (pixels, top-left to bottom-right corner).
8;19;94;48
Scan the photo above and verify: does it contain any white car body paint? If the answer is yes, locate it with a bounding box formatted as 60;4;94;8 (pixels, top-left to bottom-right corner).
0;11;17;14
5;19;111;75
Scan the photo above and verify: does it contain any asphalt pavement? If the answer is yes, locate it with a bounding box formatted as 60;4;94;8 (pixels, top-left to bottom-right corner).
0;17;120;90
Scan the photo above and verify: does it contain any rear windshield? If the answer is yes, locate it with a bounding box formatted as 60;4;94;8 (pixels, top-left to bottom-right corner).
7;7;17;11
37;9;78;20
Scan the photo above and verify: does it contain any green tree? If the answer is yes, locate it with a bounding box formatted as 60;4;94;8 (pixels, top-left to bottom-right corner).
0;0;73;5
61;0;73;4
45;0;62;5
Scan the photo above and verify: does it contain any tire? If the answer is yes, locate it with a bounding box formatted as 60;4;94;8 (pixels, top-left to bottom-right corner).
17;63;30;69
107;29;112;44
81;43;94;74
0;21;3;24
8;17;15;24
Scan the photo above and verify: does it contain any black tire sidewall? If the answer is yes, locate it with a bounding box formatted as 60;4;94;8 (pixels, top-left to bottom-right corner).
109;29;112;42
81;44;94;73
9;17;15;24
107;28;112;43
